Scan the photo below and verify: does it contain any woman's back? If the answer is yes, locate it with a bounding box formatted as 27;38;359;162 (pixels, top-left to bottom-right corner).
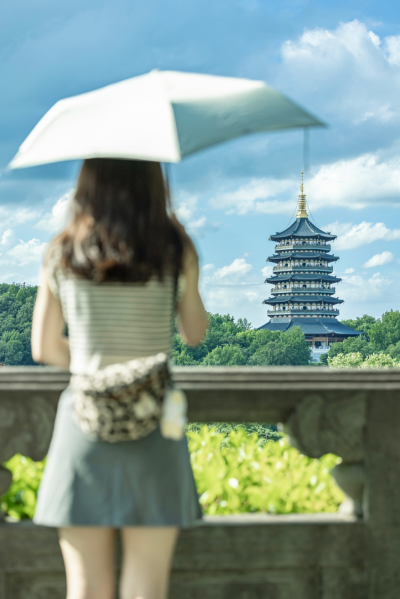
52;272;176;374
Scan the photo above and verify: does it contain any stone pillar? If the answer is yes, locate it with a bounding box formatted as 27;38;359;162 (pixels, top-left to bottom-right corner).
365;392;400;598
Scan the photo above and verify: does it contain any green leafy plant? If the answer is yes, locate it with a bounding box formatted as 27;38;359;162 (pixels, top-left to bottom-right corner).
187;427;344;515
1;454;45;519
329;351;400;369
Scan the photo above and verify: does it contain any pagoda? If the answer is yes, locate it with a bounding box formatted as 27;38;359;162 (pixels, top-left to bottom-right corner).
259;173;362;360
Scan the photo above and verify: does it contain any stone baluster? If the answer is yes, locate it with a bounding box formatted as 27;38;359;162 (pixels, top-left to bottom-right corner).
281;392;366;517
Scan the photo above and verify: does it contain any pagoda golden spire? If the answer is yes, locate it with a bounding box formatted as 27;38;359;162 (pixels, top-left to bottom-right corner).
297;171;308;218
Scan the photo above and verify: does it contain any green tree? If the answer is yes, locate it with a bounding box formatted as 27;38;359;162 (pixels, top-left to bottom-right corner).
0;283;38;365
248;327;311;366
326;335;373;361
387;341;400;361
202;345;247;366
325;310;400;365
340;314;377;339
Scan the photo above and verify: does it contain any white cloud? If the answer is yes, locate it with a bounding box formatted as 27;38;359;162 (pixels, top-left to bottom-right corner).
213;258;253;283
36;189;74;232
175;196;198;222
206;151;400;217
368;31;381;48
344;268;355;274
201;263;215;272
0;206;39;236
325;221;400;250
0;229;16;249
209;179;294;215
200;257;267;316
363;251;395;268
175;195;220;236
385;35;400;66
307;154;400;209
280;20;400;125
261;264;274;278
339;270;396;304
5;238;47;264
187;216;207;230
0;237;48;285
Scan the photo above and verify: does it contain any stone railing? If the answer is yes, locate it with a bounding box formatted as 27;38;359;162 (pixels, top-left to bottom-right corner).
1;366;400;598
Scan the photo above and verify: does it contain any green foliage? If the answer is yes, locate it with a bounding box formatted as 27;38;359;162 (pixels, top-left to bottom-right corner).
326;310;400;366
340;314;377;338
186;423;282;444
387;341;400;361
248;327;311;366
202;344;247;366
1;454;45;519
0;283;37;365
2;429;344;520
188;427;344;515
172;314;312;366
329;351;400;369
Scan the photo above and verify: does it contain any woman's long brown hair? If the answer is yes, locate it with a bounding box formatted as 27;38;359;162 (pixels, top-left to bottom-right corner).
50;158;185;283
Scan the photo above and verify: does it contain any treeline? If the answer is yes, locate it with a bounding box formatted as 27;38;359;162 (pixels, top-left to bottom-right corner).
173;313;311;366
0;283;37;365
0;283;313;367
320;310;400;365
3;280;396;369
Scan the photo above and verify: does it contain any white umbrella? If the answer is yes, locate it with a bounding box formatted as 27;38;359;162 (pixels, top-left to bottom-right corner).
9;70;324;169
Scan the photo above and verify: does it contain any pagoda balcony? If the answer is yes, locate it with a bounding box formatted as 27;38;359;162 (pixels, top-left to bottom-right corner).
276;243;331;252
272;266;334;274
272;286;336;294
267;308;340;316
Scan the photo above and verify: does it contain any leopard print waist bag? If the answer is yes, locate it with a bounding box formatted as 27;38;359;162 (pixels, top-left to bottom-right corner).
71;352;186;443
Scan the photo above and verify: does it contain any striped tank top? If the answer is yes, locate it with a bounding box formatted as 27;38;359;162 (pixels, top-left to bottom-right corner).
46;258;180;375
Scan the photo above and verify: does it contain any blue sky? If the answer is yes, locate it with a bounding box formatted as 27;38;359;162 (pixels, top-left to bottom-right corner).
1;0;400;327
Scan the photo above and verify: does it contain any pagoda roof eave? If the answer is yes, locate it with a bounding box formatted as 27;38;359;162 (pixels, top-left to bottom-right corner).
258;318;363;336
268;252;339;263
269;217;336;241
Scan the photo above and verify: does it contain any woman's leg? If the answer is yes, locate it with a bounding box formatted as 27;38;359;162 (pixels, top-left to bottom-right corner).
59;527;116;599
119;527;178;599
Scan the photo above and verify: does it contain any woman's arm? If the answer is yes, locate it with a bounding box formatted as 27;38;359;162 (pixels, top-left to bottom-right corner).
31;269;70;369
173;218;208;346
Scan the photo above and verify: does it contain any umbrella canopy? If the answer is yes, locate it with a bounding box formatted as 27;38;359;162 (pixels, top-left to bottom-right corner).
9;70;324;169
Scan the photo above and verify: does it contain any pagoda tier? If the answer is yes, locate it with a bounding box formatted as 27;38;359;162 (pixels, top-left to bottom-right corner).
270;217;336;242
266;274;340;295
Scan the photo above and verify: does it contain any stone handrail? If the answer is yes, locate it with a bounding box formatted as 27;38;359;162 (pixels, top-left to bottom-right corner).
1;366;400;597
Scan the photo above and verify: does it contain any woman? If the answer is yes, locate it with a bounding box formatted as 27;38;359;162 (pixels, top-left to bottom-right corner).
31;158;208;599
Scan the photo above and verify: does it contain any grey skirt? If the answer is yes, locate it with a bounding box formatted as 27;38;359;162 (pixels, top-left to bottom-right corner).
34;387;202;527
